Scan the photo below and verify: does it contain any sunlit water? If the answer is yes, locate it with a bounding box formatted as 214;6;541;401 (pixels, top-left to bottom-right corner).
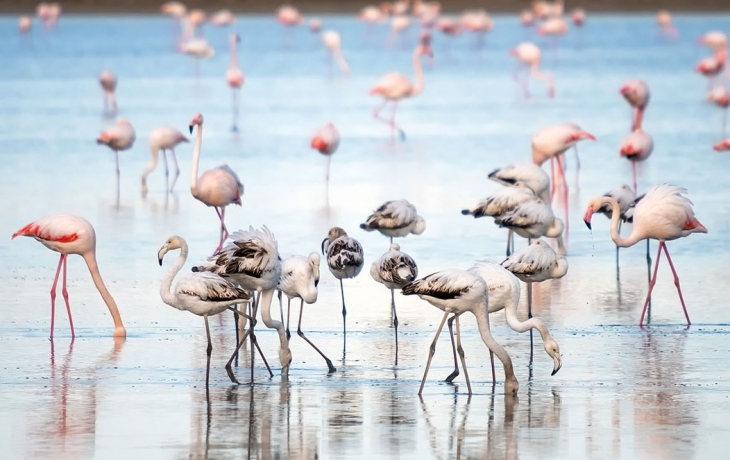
1;14;730;459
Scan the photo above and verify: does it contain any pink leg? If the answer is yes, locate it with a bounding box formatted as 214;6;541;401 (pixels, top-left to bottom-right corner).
639;241;663;327
549;157;556;201
221;207;229;241
61;254;75;339
213;207;227;254
49;254;64;339
723;108;727;138
661;243;692;326
557;154;569;236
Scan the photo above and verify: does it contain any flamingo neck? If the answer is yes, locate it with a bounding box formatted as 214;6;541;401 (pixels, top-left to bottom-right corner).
257;288;292;367
504;293;552;344
190;124;203;197
411;49;425;96
160;242;188;311
82;251;125;337
598;197;644;248
230;37;238;68
474;303;516;386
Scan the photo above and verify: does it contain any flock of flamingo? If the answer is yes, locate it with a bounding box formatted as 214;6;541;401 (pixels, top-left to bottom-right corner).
10;0;727;397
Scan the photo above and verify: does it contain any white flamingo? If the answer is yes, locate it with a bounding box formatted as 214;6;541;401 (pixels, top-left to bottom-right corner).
98;71;117;116
278;253;336;373
595;184;637;267
360;199;426;244
158;235;251;387
142;126;188;195
321;30;350;76
494;199;566;255
370;243;418;365
619;129;654;193
188;113;244;254
488;162;551;202
402;269;519;396
322;227;364;352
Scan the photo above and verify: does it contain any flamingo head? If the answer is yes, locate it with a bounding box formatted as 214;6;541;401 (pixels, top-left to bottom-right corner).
189;113;204;133
544;337;562;376
619;84;632;96
583;198;605;230
620;143;636;156
418;43;434;58
508;48;518;57
311;135;328;153
158;235;185;265
714;139;730;151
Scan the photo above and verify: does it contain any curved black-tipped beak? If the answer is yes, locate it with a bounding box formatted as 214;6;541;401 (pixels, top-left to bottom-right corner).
158;257;163;266
584;220;592;230
189;125;193;134
321;238;327;255
551;359;562;376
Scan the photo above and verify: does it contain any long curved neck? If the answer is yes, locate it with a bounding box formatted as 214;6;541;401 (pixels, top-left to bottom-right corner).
142;144;160;182
411;49;425;96
230;37;238;68
504;293;551;340
258;288;291;365
82;251;125;337
190;125;203;196
475;303;515;383
598;197;643;247
160;243;188;310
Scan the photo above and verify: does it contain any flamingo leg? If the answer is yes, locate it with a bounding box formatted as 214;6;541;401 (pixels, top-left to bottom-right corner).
225;310;255;384
489;350;495;385
444;315;460;382
646;239;652;319
340;279;347;353
286;297;292;341
454;315;472;395
232;88;239;132
161;148;169;188
506;229;514;256
418;311;450;396
204;314;212;388
297;299;336;373
632;161;638;194
391;288;399;366
373;99;405;140
722;107;727;138
325;155;331;186
233;307;239;361
616;221;622;272
114;150;120;202
573;146;581;184
661;242;692;326
390;101;405;140
60;253;74;339
557;154;569;238
169;149;180;192
639;241;663;327
49;254;64;339
527;282;533;357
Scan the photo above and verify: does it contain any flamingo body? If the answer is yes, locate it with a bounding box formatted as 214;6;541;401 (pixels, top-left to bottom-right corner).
360;199;426;240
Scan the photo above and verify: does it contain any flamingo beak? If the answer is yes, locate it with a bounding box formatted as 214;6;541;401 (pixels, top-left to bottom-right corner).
583;207;594;230
321;237;327;255
552;356;562;376
158;245;168;266
619;85;629;95
188;125;194;134
581;131;596;141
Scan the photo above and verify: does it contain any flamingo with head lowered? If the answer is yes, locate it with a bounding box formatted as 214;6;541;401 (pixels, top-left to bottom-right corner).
188;113;244;254
370;43;433;140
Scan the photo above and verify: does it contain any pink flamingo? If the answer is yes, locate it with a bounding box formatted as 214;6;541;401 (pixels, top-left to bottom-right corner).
510;42;554;98
584;184;707;327
537;16;568;52
309;18;322;32
12;214;126;338
519;10;534;27
714;139;730;151
656;10;678;38
571;8;586;26
97;119;136;202
696;56;725;91
277;5;303;26
708;86;729;136
188;113;244;254
19;15;32;34
619;129;654;193
620;79;650;131
141;127;189;195
321;30;350;77
311;123;340;186
226;33;244;132
370;42;433;140
698;31;728;54
210;9;235;27
98;71;117;116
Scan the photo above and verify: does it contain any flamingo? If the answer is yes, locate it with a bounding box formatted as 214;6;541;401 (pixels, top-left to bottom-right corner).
19;15;32;34
696;55;725;91
389;15;411;47
193;226;286;382
594;184;636;267
537;16;568;51
358;5;387;24
210;9;235;27
402;269;519;396
620;129;654;193
187;9;207;37
141;127;189;195
519;10;534;27
98;71;117;116
226;33;244;132
656;10;678;38
494;198;566;255
160;1;187;47
501;239;568;322
370;243;418;365
510;42;554;98
277;5;303;26
12;214;126;338
461;9;493;50
37;2;60;29
620;79;650;131
180;19;214;76
278;253;336;373
97;119;136;202
708;86;729;136
360;199;426;244
584;184;707;327
698;31;728;54
321;227;364;352
461;185;538;255
158;235;251;387
310;122;340;186
309;18;322;32
370;42;433;140
488;162;551;202
436;17;461;36
571;8;586;26
321;30;350;76
188;113;244;254
714;139;730;151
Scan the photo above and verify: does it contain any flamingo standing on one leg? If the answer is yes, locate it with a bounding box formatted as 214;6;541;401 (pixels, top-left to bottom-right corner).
619;128;654;193
510;42;554;98
370;42;433;140
142;127;188;195
188;113;244;254
193;226;285;382
620;79;650;131
97;119;136;205
402;269;519;396
310;122;340;187
98;71;118;117
12;214;126;338
371;243;418;365
537;16;568;54
322;227;364;353
584;184;707;327
278;253;336;373
360;199;426;246
19;15;32;34
158;235;251;387
226;33;244;132
321;30;350;77
656;10;678;38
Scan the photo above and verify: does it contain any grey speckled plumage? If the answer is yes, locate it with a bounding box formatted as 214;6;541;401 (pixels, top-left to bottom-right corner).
371;243;418;290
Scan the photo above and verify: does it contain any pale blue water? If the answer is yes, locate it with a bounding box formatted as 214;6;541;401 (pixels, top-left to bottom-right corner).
1;14;730;459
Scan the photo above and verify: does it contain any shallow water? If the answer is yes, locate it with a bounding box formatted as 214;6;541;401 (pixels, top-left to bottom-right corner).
1;13;730;459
